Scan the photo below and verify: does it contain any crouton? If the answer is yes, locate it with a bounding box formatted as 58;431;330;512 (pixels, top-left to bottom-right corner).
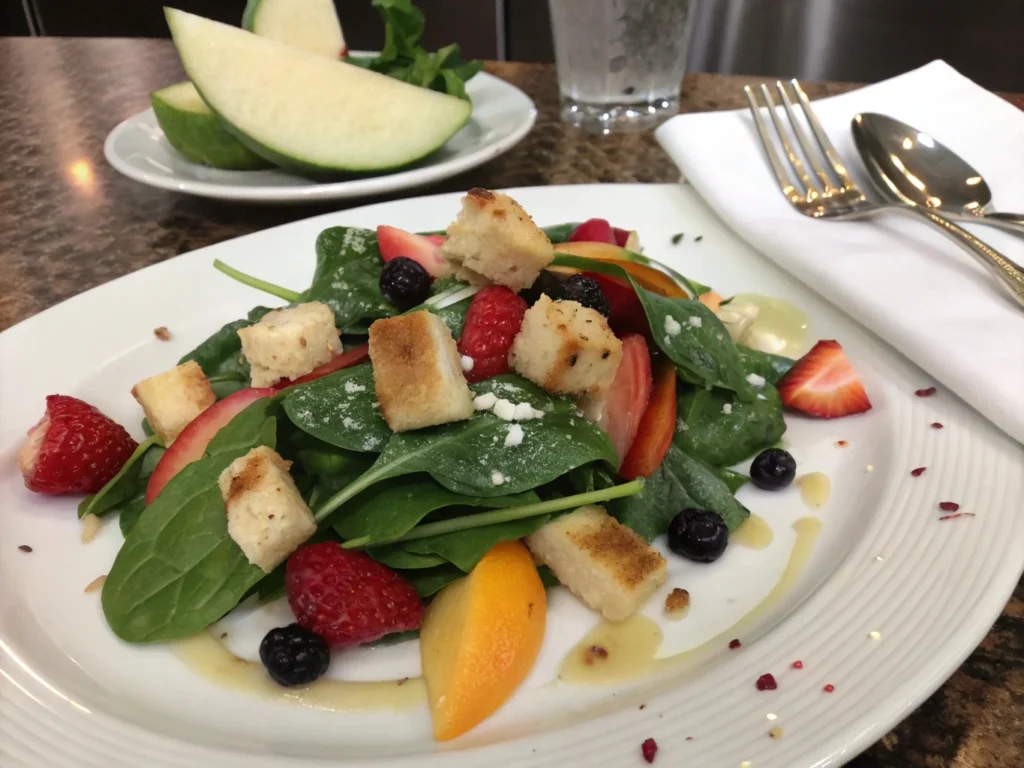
440;188;554;292
238;302;341;388
509;295;623;396
368;311;474;432
131;360;215;445
218;446;315;573
526;505;666;621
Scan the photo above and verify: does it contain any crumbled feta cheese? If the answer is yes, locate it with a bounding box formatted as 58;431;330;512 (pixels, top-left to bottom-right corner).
491;471;505;486
512;402;536;421
688;316;703;328
461;355;474;372
677;419;689;431
493;398;517;421
745;373;766;388
533;408;545;419
722;403;733;415
473;393;497;411
664;315;682;336
344;381;367;394
504;424;524;447
756;393;767;401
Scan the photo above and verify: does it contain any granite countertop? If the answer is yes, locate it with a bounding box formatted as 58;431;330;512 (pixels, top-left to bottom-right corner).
0;37;1020;767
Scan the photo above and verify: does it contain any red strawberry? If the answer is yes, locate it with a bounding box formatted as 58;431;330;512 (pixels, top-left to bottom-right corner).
19;395;138;495
457;286;528;383
778;340;872;418
568;218;616;244
619;359;677;479
602;334;652;461
376;225;449;278
273;344;369;390
286;542;424;648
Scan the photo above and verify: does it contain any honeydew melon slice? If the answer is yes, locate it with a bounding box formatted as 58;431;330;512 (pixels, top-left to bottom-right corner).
150;82;272;170
241;0;346;59
165;8;472;174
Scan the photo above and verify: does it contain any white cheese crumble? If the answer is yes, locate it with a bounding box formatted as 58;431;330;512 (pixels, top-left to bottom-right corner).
677;419;689;431
512;402;536;421
688;316;703;328
460;355;474;372
664;315;682;336
474;393;545;422
504;424;524;447
756;393;767;401
491;471;505;486
722;403;733;415
473;393;497;411
493;398;517;421
344;381;367;394
745;373;766;388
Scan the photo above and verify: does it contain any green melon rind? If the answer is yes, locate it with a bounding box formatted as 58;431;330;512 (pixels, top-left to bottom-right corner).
150;84;272;170
240;0;261;32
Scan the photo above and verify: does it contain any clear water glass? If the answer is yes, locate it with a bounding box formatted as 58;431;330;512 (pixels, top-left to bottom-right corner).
548;0;696;133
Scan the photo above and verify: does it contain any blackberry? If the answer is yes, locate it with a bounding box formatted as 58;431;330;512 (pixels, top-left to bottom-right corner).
564;274;611;317
519;270;567;306
379;257;431;311
749;448;796;490
667;508;729;563
259;624;331;687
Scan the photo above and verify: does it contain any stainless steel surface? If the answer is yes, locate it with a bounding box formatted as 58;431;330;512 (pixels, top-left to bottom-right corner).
745;79;1024;308
851;112;1024;235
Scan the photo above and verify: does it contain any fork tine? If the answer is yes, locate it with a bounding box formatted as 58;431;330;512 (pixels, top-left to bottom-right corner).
789;79;858;190
758;83;822;199
744;85;803;202
775;81;837;194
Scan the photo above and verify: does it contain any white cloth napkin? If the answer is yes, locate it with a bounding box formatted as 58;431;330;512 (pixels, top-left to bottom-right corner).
656;60;1024;444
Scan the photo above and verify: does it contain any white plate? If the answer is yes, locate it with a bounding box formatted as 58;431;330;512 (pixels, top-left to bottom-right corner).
1;185;1021;768
103;71;536;203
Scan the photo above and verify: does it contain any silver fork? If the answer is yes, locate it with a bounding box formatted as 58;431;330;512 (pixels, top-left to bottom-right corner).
745;79;1024;308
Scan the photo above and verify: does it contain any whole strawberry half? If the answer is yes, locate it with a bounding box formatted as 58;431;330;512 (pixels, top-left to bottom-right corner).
19;395;138;495
457;285;528;383
286;542;424;648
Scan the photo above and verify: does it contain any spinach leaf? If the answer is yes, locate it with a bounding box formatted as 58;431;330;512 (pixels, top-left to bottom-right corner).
180;307;273;380
366;629;419;648
631;282;755;401
331;474;537;544
371;547;448;570
207;397;280;455
79;436;162;519
401;513;553;572
117;492;148;537
283;365;389;453
715;467;749;494
290;431;374;489
610;444;749;540
538;565;561;589
737;347;796;385
675;383;786;466
405;564;464;598
542;223;579;243
298;227;396;330
432;296;471;339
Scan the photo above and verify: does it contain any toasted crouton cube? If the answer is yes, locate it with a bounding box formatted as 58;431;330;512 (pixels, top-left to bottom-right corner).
368;311;474;432
131;360;215;445
218;446;315;573
441;188;554;292
526;506;666;621
238;302;341;388
509;295;623;396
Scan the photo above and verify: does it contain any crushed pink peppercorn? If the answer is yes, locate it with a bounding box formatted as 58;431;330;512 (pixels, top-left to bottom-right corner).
641;738;658;763
915;387;937;397
728;638;742;649
756;673;777;691
938;501;960;512
931;422;944;429
910;467;927;477
791;660;804;669
823;684;835;693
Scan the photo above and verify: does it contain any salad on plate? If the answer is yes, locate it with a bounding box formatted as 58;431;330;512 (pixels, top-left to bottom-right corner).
17;188;872;742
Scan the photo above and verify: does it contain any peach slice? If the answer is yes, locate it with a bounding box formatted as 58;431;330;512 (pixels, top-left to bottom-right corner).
552;241;689;298
419;539;546;741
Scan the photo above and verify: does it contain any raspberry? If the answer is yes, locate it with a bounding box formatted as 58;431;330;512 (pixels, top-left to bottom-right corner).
286;543;423;648
457;286;528;383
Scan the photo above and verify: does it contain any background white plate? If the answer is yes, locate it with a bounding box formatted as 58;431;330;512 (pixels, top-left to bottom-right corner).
1;185;1021;767
103;71;536;203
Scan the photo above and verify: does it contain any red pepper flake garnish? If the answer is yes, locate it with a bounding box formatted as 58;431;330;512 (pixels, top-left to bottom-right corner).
18;544;33;553
641;737;658;763
583;645;609;665
728;638;742;649
835;439;848;447
823;684;835;693
931;422;944;429
939;513;976;522
755;673;777;691
791;660;803;669
910;467;927;477
938;501;960;512
685;736;693;741
915;387;937;397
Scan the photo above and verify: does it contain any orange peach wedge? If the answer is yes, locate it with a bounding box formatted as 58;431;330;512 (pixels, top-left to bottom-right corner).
419;539;547;741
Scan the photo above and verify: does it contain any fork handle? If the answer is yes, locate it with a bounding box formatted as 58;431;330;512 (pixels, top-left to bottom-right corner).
896;206;1024;308
982;211;1024;234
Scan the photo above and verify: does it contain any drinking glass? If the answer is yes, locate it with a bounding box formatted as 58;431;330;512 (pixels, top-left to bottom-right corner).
547;0;696;133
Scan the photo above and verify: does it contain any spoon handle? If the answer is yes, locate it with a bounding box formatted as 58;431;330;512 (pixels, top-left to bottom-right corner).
894;206;1024;308
982;211;1024;234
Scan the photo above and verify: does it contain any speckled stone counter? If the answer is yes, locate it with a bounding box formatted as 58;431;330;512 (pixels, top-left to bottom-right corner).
0;37;1020;767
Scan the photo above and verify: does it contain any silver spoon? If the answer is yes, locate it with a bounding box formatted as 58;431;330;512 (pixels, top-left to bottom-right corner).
852;112;1024;235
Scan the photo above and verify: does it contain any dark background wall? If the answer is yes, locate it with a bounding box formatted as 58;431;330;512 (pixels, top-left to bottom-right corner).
5;0;1024;91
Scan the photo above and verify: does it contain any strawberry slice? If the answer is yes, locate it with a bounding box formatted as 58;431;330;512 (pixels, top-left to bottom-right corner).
778;340;872;418
611;227;641;251
602;335;653;462
376;226;449;279
273;344;369;390
619;359;677;479
145;387;274;503
568;218;616;244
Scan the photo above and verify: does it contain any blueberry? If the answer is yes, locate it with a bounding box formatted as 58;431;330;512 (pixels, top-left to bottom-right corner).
519;270;567;306
259;624;330;687
750;448;796;490
564;274;611;317
668;508;729;563
379;257;431;310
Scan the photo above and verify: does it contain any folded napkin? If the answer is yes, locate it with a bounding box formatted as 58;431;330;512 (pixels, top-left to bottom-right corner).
656;60;1024;444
